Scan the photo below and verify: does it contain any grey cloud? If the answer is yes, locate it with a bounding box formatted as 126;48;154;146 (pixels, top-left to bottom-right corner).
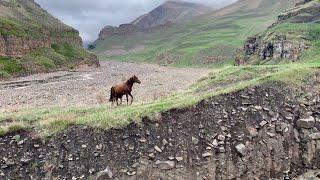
35;0;237;43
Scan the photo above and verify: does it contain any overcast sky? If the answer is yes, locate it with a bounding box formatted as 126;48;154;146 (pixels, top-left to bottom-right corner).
35;0;237;43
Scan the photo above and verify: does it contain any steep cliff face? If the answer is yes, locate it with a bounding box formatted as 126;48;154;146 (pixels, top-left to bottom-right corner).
235;0;320;65
0;0;98;78
98;24;141;40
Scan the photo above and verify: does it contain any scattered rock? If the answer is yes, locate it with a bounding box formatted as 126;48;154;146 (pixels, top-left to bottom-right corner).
296;116;315;129
235;144;247;156
155;160;175;170
259;121;268;127
192;136;199;145
89;168;96;174
162;139;168;146
95;166;113;180
154;145;162;153
138;138;147;143
217;135;225;141
148;153;155;159
127;171;136;176
95;144;102;150
254;105;262;110
20;157;33;164
218;147;226;153
267;132;276;137
17;140;24;146
202;152;213;158
212;139;218;147
247;127;258;137
176;157;183;162
309;133;320;140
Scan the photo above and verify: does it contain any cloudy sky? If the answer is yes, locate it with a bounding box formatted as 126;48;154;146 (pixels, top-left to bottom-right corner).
35;0;236;43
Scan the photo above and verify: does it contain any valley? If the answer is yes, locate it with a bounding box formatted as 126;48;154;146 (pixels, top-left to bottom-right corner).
0;0;320;179
0;61;210;111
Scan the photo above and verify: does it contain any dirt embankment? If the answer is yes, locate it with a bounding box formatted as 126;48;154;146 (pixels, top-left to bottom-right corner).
0;81;319;179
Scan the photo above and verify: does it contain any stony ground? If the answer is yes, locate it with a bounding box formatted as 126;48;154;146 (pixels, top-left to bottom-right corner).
0;61;211;112
0;82;319;180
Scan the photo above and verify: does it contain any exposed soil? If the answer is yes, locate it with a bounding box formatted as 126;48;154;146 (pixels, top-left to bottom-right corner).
0;81;319;180
0;61;211;111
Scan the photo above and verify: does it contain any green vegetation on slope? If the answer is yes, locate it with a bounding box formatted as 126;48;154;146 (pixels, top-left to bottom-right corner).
0;0;76;37
0;43;91;78
94;0;297;67
1;61;319;136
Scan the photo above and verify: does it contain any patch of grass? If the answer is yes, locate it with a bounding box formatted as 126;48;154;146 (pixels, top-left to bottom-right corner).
41;119;73;135
6;123;26;133
0;128;5;136
51;43;89;60
0;43;91;78
0;56;23;75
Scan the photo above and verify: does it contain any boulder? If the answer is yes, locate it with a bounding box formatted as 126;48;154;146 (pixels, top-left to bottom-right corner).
95;166;113;180
296;116;316;129
235;144;247;156
155;160;175;170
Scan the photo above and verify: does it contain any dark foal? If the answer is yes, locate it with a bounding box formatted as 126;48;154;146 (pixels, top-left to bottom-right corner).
109;75;141;106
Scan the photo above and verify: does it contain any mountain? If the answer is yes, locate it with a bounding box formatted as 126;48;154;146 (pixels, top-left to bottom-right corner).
93;0;299;66
0;0;99;78
131;0;212;29
95;0;212;41
235;0;320;65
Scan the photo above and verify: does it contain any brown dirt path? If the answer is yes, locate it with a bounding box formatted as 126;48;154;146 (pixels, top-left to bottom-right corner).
0;61;211;111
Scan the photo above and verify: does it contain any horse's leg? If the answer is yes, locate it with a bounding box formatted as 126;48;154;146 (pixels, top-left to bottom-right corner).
126;94;129;106
119;97;123;105
129;93;133;105
116;98;119;106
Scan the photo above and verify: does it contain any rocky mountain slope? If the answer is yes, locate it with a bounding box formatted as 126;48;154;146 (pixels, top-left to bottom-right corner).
96;0;212;41
131;0;212;29
93;0;299;66
235;0;320;65
0;0;99;78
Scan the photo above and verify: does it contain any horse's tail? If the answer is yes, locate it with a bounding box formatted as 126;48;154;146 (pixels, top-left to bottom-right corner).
109;87;115;102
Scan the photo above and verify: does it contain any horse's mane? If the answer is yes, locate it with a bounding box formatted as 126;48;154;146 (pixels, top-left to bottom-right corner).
125;77;134;86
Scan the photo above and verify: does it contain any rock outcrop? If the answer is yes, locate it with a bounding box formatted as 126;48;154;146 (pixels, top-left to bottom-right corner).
242;35;308;62
235;0;319;65
98;24;141;40
0;29;82;58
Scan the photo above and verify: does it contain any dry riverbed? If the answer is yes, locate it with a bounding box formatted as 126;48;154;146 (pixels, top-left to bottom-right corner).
0;61;211;111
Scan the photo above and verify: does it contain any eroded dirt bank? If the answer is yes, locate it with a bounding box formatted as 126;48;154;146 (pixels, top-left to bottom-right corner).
0;81;320;180
0;61;211;111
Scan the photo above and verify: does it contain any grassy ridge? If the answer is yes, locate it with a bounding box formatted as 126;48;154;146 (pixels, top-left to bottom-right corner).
94;0;296;66
1;61;319;136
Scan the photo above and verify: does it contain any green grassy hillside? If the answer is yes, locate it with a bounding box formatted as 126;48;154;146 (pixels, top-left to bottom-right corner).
0;0;96;78
93;0;298;67
239;0;320;65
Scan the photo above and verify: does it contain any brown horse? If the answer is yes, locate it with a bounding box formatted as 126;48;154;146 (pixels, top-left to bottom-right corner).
109;75;141;106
